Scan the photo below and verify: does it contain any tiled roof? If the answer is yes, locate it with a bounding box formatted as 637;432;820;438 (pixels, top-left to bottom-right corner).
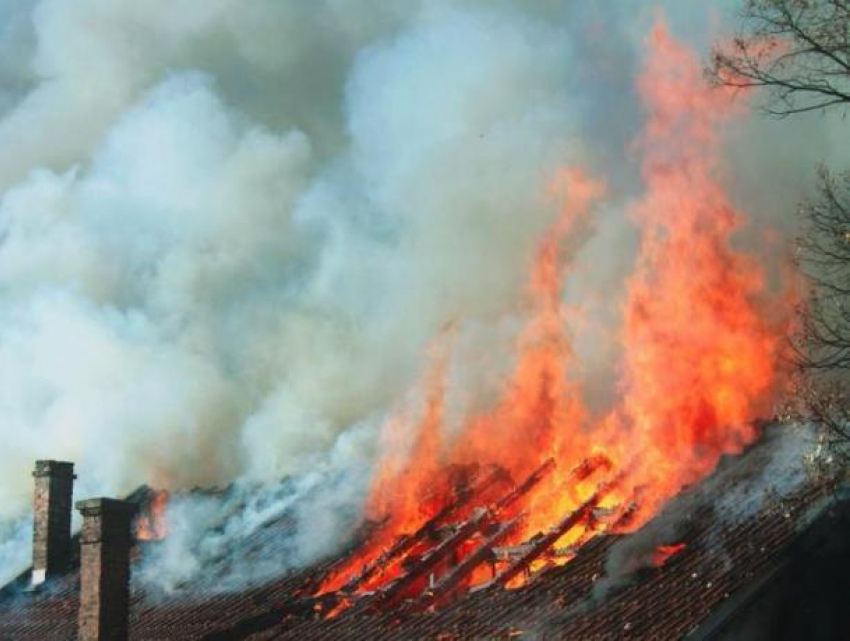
0;427;840;640
251;480;833;640
0;519;337;641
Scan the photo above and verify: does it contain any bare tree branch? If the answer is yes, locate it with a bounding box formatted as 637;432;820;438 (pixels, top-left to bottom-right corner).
709;0;850;117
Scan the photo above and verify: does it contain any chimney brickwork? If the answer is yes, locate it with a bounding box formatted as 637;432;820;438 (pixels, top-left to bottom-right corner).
77;498;137;641
32;460;75;584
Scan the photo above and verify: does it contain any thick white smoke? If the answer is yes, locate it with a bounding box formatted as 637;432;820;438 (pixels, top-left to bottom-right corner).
0;0;848;588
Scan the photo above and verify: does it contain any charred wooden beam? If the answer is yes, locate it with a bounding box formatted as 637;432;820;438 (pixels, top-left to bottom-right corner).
571;454;612;481
339;467;507;594
489;503;595;588
610;497;641;531
416;514;524;610
492;454;608;518
369;507;494;611
492;543;535;562
483;455;611;567
307;516;389;594
492;458;555;513
487;474;622;588
338;533;415;594
366;459;561;609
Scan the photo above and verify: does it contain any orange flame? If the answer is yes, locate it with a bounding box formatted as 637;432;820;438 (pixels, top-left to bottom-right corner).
316;19;792;604
651;543;686;568
609;21;786;522
135;489;169;541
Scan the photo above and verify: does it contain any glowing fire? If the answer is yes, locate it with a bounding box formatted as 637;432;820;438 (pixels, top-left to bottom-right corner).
315;20;790;610
135;489;169;541
651;543;686;568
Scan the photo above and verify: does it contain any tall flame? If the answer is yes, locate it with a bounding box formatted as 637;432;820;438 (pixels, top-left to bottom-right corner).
610;22;784;520
317;19;790;601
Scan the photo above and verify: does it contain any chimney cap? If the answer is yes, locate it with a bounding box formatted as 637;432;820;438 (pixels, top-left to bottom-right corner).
33;460;76;479
76;498;137;517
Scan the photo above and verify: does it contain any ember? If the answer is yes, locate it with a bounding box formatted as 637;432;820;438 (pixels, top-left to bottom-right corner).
314;19;791;616
651;543;687;568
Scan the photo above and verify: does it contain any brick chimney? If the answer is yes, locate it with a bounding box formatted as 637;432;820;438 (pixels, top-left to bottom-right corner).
76;498;137;641
31;460;75;585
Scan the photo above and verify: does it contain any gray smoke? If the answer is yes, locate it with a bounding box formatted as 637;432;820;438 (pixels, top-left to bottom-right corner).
592;423;827;600
0;0;847;589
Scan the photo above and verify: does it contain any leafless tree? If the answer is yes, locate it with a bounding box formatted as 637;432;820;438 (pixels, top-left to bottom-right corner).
792;168;850;456
711;0;850;454
710;0;850;117
796;168;850;374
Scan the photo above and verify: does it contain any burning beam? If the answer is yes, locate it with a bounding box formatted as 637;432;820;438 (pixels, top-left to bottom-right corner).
486;474;622;588
366;459;557;610
570;454;612;482
416;514;524;610
338;466;511;594
492;458;555;514
369;506;495;611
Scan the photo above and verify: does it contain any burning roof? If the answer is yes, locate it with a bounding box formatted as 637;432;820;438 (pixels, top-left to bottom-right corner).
0;8;840;641
0;425;842;640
